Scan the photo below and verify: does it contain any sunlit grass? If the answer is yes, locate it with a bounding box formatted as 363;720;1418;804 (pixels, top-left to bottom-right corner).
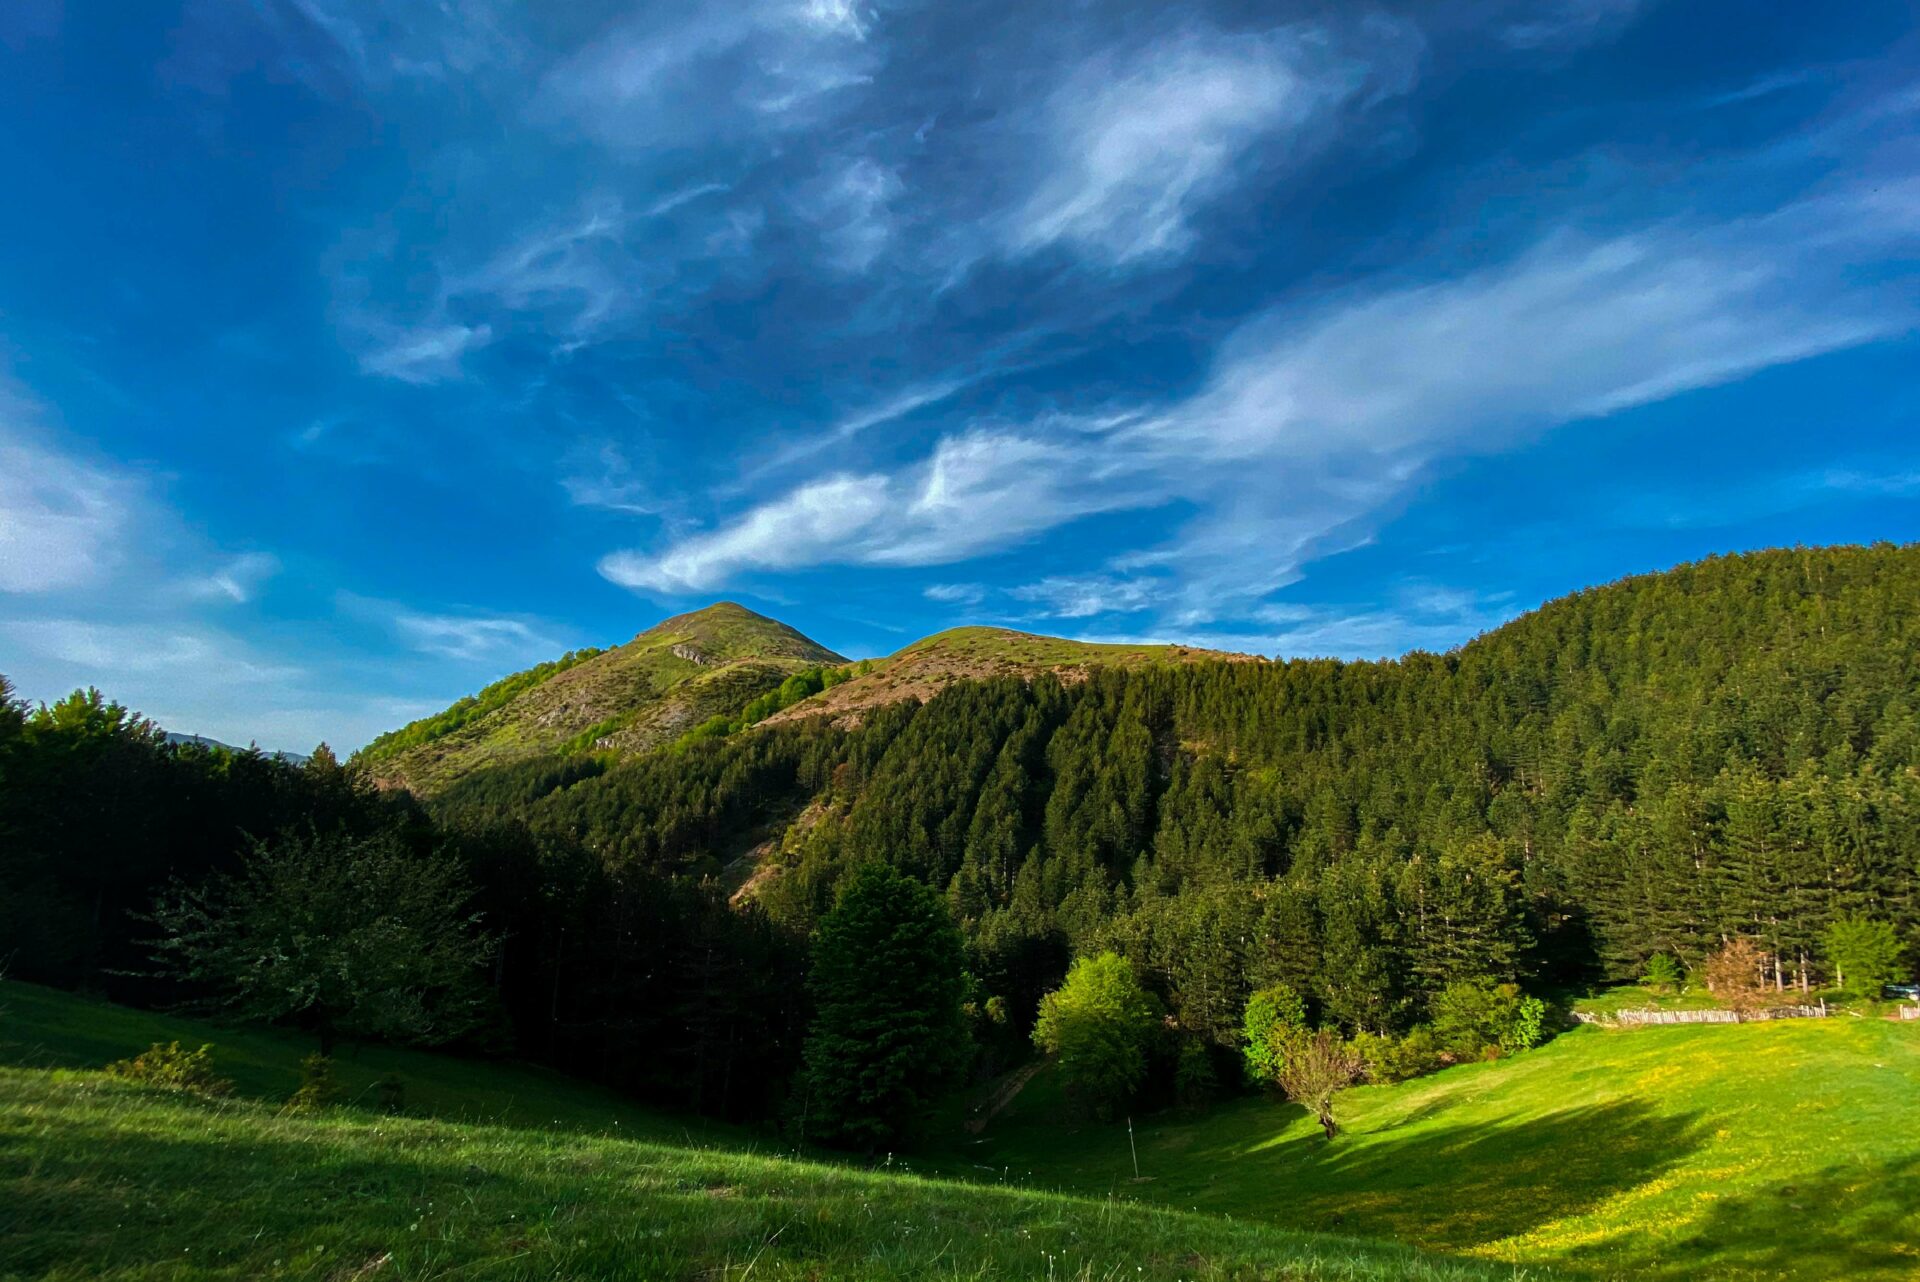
948;1018;1920;1280
0;983;1529;1281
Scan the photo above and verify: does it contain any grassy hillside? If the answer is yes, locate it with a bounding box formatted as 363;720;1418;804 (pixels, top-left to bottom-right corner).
764;625;1262;726
355;603;846;792
948;1018;1920;1281
0;983;1515;1282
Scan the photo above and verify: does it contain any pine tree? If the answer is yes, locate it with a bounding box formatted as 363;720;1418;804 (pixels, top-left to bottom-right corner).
793;862;968;1150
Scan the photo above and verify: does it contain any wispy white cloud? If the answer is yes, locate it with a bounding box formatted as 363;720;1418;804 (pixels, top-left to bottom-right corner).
1149;222;1894;466
0;423;126;593
1496;0;1648;51
537;1;881;148
1009;575;1159;619
167;0;522;98
923;581;985;606
332;591;568;672
352;199;654;382
646;182;731;218
185;552;281;604
0;429;123;591
601;429;1141;593
0;617;300;681
801;156;903;271
1006;19;1421;265
393;612;552;662
605;176;1917;614
560;442;661;516
450;203;646;346
358;321;492;384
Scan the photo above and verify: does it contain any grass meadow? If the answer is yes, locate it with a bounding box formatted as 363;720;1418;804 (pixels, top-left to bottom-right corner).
945;1015;1920;1280
0;981;1526;1282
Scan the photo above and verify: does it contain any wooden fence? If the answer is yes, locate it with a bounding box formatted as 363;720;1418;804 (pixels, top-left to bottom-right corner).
1577;1003;1828;1027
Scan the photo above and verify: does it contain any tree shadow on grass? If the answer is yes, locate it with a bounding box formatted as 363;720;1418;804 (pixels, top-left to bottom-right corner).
1183;1097;1706;1255
1622;1152;1920;1282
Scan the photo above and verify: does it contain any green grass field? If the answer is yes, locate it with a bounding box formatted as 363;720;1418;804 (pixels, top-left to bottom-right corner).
944;1017;1920;1281
0;982;1524;1282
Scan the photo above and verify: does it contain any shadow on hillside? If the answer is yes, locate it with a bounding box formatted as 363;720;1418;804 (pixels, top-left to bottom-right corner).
1211;1097;1705;1252
1624;1152;1920;1281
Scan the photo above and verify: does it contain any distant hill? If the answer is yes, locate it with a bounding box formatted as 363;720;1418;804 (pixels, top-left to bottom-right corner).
762;626;1261;727
161;731;309;767
365;606;1263;792
354;602;846;792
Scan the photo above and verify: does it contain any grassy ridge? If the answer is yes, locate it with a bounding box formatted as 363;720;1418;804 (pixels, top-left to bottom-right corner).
0;983;1519;1281
358;648;606;763
949;1018;1920;1280
353;603;846;792
764;626;1262;727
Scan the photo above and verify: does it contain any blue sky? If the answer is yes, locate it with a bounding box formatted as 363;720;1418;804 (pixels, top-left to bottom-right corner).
0;1;1916;753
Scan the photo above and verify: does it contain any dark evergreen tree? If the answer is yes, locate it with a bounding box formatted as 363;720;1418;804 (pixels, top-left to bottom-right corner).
793;862;968;1149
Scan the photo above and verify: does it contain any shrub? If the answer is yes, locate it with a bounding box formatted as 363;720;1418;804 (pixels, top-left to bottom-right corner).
1641;953;1683;993
1351;1026;1444;1084
103;1041;233;1097
1431;980;1549;1059
1501;994;1548;1054
286;1053;345;1112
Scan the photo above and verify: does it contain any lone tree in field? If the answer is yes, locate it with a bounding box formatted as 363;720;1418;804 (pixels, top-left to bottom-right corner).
1822;916;1907;997
1032;952;1163;1121
147;829;496;1054
794;862;968;1150
1277;1029;1363;1140
1701;936;1770;1020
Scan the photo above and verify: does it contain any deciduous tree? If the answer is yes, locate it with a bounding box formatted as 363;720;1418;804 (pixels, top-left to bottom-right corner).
1277;1029;1362;1140
1032;952;1162;1121
146;829;496;1054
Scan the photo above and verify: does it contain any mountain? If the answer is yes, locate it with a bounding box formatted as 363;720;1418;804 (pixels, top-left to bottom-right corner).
761;626;1263;727
355;602;846;792
425;543;1920;1039
365;606;1260;792
162;731;310;766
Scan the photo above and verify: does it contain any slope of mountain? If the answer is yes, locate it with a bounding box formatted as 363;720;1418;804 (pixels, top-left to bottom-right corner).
161;731;310;766
761;625;1263;727
355;602;846;792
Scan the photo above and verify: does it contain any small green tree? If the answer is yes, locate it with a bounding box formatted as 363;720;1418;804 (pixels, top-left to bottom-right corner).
286;1052;345;1112
1822;917;1907;997
1641;953;1682;994
146;829;496;1054
1430;980;1549;1058
794;862;969;1150
1032;952;1162;1121
1241;982;1308;1086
